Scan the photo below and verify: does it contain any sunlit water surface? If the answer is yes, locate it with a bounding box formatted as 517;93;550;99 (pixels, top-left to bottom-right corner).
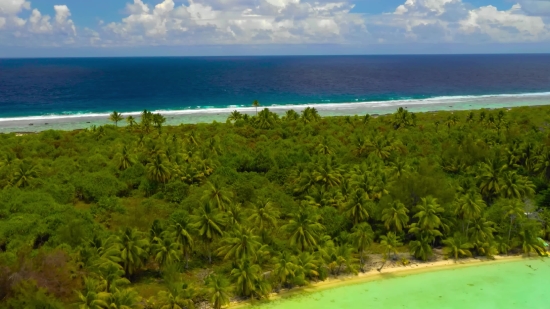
252;259;549;309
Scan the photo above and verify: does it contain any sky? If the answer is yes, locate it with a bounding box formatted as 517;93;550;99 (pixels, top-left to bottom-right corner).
1;0;550;57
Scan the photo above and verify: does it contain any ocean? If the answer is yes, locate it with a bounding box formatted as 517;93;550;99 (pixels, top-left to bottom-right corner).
1;55;550;131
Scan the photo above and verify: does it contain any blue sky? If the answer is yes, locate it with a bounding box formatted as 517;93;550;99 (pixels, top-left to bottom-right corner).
1;0;549;57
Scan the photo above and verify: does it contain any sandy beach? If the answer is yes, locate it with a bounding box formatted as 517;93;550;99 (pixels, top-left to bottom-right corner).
230;254;529;308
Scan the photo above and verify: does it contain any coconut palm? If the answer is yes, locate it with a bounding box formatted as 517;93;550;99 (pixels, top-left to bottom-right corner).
344;189;370;225
147;154;171;184
518;225;547;256
230;258;263;297
202;181;233;211
152;113;167;132
107;227;149;276
168;217;194;269
454;190;486;235
351;223;373;271
152;232;180;271
125;115;136;129
378;232;402;271
477;159;506;199
191;203;225;263
409;236;433;261
442;233;473;261
502;200;525;245
109;111;124;127
217;226;262;262
97;263;130;293
103;288;141;309
74;277;109;309
252;100;260;115
381;200;409;233
248;199;279;232
499;171;535;199
11;162;39;188
283;109;300;121
326;244;357;276
468;217;496;244
115;145;135;171
316;136;333;155
413;196;444;231
206;274;231;309
228;110;242;123
295;252;319;280
273;251;297;288
282;210;324;252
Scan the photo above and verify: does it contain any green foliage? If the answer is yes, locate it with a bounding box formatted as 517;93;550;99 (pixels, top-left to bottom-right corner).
1;105;550;307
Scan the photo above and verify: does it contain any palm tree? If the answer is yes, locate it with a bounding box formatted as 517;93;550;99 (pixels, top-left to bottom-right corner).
351;223;374;271
217;226;262;262
115;145;135;171
152;232;180;271
454;190;485;235
206;274;231;309
284;109;300;121
125;115;136;129
344;189;370;225
152;113;167;133
477;159;506;199
378;232;402;271
442;233;473;261
109;111;124;127
11;162;39;188
295;252;319;281
413;196;444;231
468;217;496;244
518;224;547;256
104;288;141;309
169;217;195;269
326;244;357;276
74;277;109;309
228;110;242;123
107;227;149;277
248;199;279;232
252;100;260;115
202;181;233;211
502;199;525;246
146;154;171;184
98;263;130;293
381;200;409;233
409;236;433;261
316;136;333;155
273;251;297;288
282;210;324;252
191;203;225;263
231;258;265;298
499;171;535;199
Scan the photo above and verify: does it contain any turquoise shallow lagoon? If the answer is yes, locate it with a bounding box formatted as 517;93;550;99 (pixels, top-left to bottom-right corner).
252;259;549;309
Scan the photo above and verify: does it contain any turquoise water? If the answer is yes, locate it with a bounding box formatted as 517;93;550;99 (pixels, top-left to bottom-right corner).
253;259;549;309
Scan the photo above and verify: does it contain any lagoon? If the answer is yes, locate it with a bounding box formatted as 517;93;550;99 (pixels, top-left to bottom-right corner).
251;259;549;309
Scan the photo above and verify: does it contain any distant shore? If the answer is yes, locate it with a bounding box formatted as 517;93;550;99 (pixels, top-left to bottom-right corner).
2;92;550;133
231;254;531;308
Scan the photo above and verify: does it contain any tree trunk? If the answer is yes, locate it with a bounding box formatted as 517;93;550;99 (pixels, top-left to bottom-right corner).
466;220;470;237
507;217;513;249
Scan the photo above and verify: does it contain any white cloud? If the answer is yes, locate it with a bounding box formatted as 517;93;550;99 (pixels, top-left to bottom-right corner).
1;0;550;49
368;0;550;43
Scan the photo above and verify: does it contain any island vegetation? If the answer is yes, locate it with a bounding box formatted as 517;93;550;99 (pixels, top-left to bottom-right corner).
1;105;549;308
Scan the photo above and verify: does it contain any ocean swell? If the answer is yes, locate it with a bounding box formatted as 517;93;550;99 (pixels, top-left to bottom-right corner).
1;91;550;123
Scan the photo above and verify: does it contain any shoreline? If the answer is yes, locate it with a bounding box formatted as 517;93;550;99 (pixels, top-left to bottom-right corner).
2;92;550;133
231;254;529;308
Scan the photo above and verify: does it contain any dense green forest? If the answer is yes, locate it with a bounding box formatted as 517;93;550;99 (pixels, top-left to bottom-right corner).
1;106;549;308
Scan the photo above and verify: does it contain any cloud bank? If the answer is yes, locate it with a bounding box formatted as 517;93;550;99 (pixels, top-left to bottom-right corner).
1;0;550;51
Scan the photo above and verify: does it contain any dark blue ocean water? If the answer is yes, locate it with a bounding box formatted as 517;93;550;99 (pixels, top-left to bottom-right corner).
1;55;550;118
